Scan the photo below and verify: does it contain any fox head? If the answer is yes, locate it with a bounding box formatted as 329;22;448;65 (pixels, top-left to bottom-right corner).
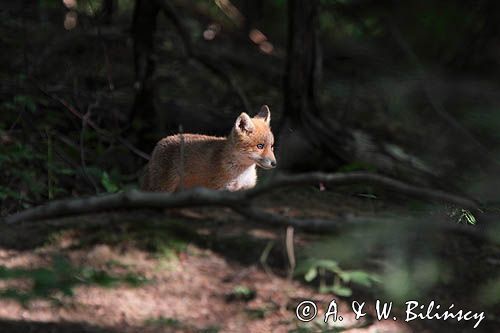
232;105;277;169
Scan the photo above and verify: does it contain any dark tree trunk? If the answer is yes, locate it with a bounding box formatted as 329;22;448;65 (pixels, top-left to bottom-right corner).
281;0;350;168
280;0;444;187
283;0;321;124
241;0;264;33
130;0;160;149
129;0;251;148
101;0;116;25
450;0;500;70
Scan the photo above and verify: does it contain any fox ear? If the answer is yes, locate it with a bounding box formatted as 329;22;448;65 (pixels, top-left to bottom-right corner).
235;112;254;134
255;105;271;125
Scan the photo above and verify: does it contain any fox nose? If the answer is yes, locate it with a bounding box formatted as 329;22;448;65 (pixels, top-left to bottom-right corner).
270;161;277;168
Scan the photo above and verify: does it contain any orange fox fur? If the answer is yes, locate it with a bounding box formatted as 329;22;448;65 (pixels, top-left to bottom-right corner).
141;105;276;192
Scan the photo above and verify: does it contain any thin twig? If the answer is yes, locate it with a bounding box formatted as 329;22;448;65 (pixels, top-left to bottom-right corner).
34;81;151;161
178;124;185;191
286;226;296;280
87;0;115;90
245;171;477;208
46;128;54;200
259;240;276;278
80;101;100;193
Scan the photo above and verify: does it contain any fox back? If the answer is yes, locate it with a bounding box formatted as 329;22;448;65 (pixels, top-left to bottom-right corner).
141;105;276;192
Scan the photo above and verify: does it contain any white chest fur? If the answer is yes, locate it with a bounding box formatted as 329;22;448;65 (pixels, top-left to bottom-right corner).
225;164;257;191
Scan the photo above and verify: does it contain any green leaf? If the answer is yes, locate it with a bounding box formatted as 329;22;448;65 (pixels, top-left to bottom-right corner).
14;95;36;113
101;171;119;193
314;259;341;273
343;271;377;287
332;284;353;297
304;267;318;282
321;284;352;297
459;209;476;225
295;258;341;277
232;285;254;297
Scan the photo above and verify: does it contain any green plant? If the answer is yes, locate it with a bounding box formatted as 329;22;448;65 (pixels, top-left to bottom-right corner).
198;326;220;333
226;285;256;302
296;258;380;297
13;94;36;113
449;208;477;225
289;321;342;333
145;317;182;328
0;141;47;204
0;255;147;305
145;317;220;333
101;171;120;193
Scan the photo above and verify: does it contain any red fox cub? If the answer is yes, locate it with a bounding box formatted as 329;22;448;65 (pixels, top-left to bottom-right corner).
141;105;277;192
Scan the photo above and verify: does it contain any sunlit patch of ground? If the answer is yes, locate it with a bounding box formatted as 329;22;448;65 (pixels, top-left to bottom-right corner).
0;199;418;333
0;242;413;333
0;189;495;333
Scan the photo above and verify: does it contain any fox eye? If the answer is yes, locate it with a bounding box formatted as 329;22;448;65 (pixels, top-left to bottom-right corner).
257;143;264;149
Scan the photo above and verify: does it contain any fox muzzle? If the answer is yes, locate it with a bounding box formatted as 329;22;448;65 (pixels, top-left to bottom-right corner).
256;157;277;169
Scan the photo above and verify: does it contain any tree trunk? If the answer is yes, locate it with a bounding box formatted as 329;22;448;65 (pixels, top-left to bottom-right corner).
280;0;445;187
281;0;351;168
130;0;160;149
283;0;321;123
241;0;264;33
101;0;116;25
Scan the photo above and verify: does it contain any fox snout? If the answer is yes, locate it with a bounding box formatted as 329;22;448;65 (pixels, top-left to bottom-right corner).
256;156;277;169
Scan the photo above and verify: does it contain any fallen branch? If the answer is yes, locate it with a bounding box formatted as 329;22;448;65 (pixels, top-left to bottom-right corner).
232;205;345;231
246;172;477;208
5;188;237;224
4;171;478;225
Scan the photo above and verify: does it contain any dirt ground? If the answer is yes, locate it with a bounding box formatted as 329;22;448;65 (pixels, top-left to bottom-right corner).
0;189;497;333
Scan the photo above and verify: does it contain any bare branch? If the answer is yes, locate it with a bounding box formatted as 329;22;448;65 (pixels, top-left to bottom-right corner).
231;205;345;231
246;172;478;208
4;171;478;224
80;102;100;193
34;81;151;161
286;226;296;279
5;188;238;224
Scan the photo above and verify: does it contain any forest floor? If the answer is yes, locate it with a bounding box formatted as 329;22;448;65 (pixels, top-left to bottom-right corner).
0;188;493;333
